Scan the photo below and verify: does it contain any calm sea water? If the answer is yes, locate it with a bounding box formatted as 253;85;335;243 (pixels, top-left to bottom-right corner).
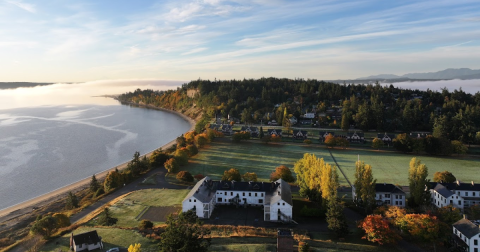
0;81;190;210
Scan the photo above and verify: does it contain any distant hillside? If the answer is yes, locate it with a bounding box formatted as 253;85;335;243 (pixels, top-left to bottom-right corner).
0;82;54;90
357;68;480;80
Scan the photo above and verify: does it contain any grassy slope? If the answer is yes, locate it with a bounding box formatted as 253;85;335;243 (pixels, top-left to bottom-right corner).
87;189;189;227
40;227;158;252
331;148;480;185
186;141;341;182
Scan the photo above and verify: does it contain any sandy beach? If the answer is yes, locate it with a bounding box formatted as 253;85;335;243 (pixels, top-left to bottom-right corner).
0;104;195;221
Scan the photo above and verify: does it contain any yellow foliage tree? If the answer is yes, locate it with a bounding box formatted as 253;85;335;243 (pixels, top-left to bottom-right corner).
128;243;141;252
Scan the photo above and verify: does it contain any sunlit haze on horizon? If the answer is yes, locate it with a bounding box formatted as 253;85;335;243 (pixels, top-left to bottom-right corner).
0;80;185;110
1;0;480;82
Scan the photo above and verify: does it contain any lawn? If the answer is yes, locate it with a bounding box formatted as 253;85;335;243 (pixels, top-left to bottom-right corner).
87;189;189;227
187;141;340;182
330;148;480;186
40;227;159;252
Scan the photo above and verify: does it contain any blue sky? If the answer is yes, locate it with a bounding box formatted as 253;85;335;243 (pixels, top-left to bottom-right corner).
1;0;480;82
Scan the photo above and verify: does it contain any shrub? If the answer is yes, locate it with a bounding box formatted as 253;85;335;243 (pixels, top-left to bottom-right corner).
186;144;198;156
176;171;194;182
165;158;180;173
195;134;208;147
139;219;154;229
194;174;205;181
303;139;312;144
221;168;242;181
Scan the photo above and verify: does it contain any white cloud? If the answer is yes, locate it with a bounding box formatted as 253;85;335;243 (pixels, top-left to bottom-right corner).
4;0;35;13
181;47;207;55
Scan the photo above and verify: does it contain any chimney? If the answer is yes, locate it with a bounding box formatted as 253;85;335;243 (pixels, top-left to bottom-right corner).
456;180;461;186
384;182;386;186
472;181;475;186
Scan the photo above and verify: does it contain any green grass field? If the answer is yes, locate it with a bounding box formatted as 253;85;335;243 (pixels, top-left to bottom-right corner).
87;189;189;227
186;141;341;182
330;148;480;186
40;227;159;252
187;140;479;187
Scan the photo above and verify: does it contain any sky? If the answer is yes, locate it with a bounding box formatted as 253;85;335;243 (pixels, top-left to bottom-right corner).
1;0;480;82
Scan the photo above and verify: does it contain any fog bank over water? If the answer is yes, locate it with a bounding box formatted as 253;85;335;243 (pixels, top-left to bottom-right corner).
0;79;186;110
380;79;480;94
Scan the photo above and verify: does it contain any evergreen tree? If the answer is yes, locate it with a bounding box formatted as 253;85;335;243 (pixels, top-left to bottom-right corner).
160;210;211;252
326;191;349;237
259;126;264;139
97;207;118;226
89;174;100;193
65;191;79;210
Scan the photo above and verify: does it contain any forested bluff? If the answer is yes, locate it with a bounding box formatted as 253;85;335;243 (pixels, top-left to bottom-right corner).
118;78;480;145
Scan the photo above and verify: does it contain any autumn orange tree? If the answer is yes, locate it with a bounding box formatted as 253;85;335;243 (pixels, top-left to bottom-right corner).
324;134;336;148
395;214;440;245
270;165;295;182
359;215;401;245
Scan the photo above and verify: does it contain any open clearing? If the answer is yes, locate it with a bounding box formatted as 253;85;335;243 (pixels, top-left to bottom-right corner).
87;189;189;227
188;141;479;186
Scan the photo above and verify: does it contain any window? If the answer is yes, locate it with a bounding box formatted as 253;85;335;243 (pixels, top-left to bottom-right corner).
385;194;390;198
243;192;245;196
474;248;478;252
231;192;233;196
473;192;476;196
261;193;263;197
450;200;453;204
385;200;390;204
399;195;402;199
255;193;257;197
283;203;285;206
466;192;469;196
249;193;251;196
277;203;280;205
459;201;462;205
474;239;478;245
189;199;191;202
218;197;222;202
224;192;227;195
194;199;196;202
259;199;263;204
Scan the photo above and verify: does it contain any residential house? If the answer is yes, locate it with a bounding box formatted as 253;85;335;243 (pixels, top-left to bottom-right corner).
292;130;308;140
347;132;365;143
352;183;406;207
410;132;429;138
303;112;315;119
70;231;103;252
240;126;259;138
377;133;396;145
318;131;335;142
220;124;233;136
182;176;293;222
452;217;480;252
429;181;480;210
267;129;282;137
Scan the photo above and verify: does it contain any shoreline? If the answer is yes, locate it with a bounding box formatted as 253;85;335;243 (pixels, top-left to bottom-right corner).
0;102;196;220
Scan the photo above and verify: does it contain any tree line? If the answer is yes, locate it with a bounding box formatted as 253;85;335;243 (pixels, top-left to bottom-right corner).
119;78;480;144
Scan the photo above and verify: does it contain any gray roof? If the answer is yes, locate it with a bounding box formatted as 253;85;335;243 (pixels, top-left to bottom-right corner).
267;179;293;206
184;177;292;206
375;183;405;194
453;219;480;239
183;176;216;203
72;231;101;245
433;184;454;198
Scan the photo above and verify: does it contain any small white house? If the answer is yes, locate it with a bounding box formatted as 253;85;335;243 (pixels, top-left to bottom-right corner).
70;231;103;252
352;183;406;207
182;176;293;222
452;217;480;252
430;183;464;209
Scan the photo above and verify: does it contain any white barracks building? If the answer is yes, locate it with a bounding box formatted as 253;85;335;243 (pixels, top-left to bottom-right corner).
182;176;293;222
